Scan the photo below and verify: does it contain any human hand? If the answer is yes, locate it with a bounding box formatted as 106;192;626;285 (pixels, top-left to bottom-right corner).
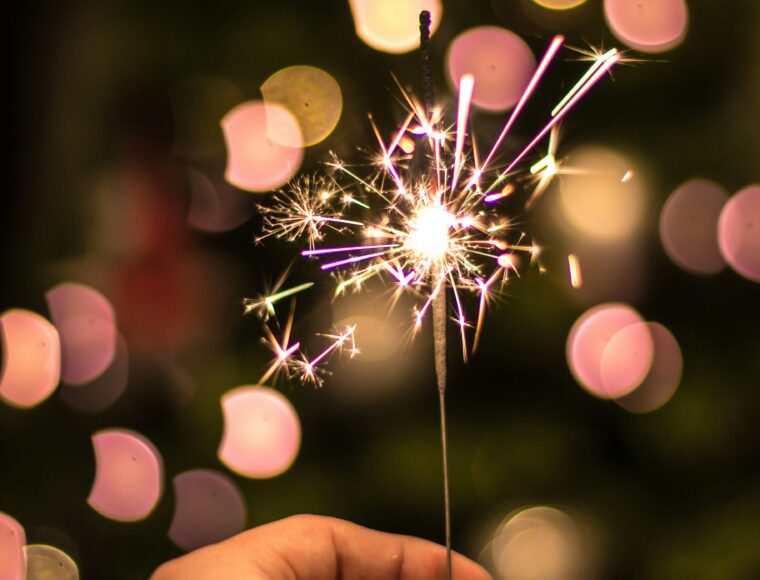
152;514;491;579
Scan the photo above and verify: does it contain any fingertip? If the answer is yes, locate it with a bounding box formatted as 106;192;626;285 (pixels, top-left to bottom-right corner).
452;550;493;580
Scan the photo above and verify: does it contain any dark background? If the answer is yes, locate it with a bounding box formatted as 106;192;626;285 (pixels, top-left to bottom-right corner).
3;1;759;578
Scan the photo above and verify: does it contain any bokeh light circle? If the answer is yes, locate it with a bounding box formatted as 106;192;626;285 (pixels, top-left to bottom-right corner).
566;303;647;399
559;146;645;240
604;0;688;53
718;184;760;282
660;178;728;275
531;0;588;9
25;545;79;580
0;309;61;409
261;66;342;147
60;334;129;413
45;282;118;386
88;429;164;522
563;243;648;306
334;315;402;364
169;75;243;159
0;512;25;580
218;385;301;478
599;321;654;398
168;469;246;551
186;166;256;232
348;0;442;54
221;100;303;192
491;506;584;580
615;322;682;413
446;26;536;112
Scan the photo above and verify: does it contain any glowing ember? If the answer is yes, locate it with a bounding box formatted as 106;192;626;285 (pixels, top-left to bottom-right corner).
568;254;582;288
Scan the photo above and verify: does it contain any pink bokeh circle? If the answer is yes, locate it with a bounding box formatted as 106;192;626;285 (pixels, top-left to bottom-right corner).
218;385;301;478
446;26;536;112
604;0;688;53
718;184;760;282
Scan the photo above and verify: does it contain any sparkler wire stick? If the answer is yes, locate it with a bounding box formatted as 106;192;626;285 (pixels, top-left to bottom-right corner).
419;10;452;579
254;16;622;575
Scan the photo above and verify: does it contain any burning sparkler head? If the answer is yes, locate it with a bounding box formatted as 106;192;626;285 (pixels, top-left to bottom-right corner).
252;34;621;365
407;204;455;260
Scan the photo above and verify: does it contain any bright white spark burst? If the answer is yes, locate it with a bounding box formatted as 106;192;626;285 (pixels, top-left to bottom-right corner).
255;35;620;373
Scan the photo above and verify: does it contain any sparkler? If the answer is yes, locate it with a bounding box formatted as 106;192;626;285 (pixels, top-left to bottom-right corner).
254;13;620;578
245;283;357;388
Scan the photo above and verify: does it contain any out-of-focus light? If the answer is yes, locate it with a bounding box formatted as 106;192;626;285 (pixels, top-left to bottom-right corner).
45;282;117;386
563;242;648;306
348;0;442;54
335;315;401;363
604;0;688;53
660;179;728;275
531;0;588;9
221;101;303;193
0;309;61;409
168;469;246;551
218;386;301;478
490;506;584;580
559;146;646;240
25;545;78;580
329;292;424;403
446;26;536;112
88;429;164;522
261;66;342;147
567;254;582;288
398;135;415;154
186;166;256;232
599;320;654;398
0;513;25;580
718;184;760;282
169;75;243;159
615;323;682;413
60;335;129;413
566;303;647;399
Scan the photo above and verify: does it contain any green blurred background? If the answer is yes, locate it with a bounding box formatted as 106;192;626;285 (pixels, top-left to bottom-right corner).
3;1;759;578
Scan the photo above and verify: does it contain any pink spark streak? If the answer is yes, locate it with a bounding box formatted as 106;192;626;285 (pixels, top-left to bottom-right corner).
480;35;565;175
502;50;620;176
302;244;397;256
320;251;388;271
452;74;475;192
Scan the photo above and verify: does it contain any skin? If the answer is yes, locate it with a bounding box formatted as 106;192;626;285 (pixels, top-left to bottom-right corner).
153;514;492;580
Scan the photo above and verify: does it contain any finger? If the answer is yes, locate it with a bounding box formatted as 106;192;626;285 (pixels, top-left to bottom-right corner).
153;514;491;580
327;516;491;580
